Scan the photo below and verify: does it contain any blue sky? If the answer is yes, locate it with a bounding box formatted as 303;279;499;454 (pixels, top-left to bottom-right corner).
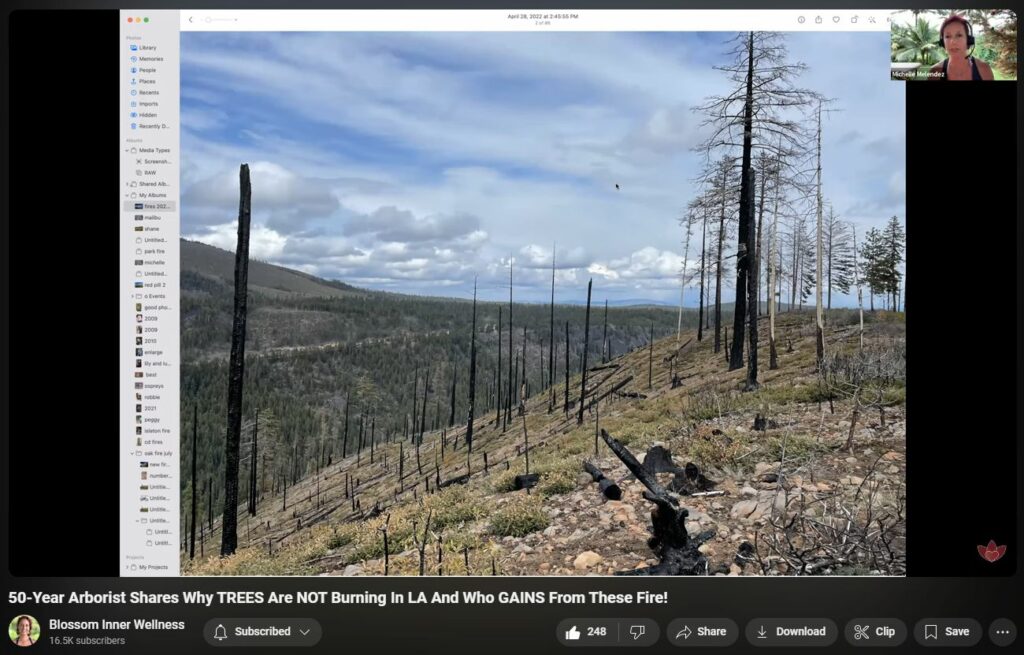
181;30;905;307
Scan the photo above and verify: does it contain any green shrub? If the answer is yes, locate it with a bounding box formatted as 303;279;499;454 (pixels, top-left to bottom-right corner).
537;463;579;497
761;434;826;462
489;469;519;493
489;495;550;537
687;431;745;467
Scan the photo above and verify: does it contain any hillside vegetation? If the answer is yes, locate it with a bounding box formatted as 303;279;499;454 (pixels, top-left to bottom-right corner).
183;305;906;576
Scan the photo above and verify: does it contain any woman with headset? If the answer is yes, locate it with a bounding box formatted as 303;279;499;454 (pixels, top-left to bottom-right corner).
929;14;994;80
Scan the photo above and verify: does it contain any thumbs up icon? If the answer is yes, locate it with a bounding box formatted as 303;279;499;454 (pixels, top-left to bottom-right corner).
565;626;581;641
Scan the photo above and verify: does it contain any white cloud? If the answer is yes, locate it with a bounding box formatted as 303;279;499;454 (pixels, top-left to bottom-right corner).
179;31;905;306
183;161;341;232
593;246;684;281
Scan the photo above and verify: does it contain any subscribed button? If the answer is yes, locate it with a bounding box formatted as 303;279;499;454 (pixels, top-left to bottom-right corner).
746;619;837;647
844;619;907;647
203;618;321;647
666;618;738;647
914;619;982;647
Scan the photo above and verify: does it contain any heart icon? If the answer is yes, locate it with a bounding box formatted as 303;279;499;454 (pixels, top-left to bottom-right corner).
977;540;1007;563
833;16;840;23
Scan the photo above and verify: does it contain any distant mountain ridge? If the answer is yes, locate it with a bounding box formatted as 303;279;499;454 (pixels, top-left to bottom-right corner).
181;239;683;308
181;239;363;298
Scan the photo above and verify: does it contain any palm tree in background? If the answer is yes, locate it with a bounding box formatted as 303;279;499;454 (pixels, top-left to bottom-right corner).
892;17;942;66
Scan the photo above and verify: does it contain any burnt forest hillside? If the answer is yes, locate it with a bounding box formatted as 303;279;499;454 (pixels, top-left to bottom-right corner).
180;239;906;576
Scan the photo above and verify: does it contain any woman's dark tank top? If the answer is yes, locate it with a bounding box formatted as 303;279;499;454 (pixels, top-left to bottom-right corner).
941;56;983;80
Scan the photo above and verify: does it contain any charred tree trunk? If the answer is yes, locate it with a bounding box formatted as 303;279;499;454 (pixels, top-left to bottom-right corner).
538;338;544;397
520;325;527;414
714;164;726;354
419;367;429;445
564;321;570;418
745;167;760;391
755;158;767;317
249;408;259;515
465;278;478;453
648;322;654;389
506;256;513;429
521;413;530;478
548;244;556;411
729;33;755;372
221;163;251;557
768;150;781;370
577;279;593;425
582;461;622;500
342;391;351;458
496;305;502;426
602;299;609;363
600;429;711;576
190;403;197;559
411;368;419;443
814;102;826;370
698;207;707;342
449;364;457;428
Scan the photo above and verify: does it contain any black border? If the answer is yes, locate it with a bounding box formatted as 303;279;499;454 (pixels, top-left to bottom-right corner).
1;2;1022;653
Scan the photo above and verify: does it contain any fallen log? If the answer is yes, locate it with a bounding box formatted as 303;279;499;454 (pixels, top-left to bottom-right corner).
578;369;620;402
587;375;634;409
513;473;539;490
600;429;710;576
582;461;622;500
662;338;694;363
614;390;648;399
438;473;470;489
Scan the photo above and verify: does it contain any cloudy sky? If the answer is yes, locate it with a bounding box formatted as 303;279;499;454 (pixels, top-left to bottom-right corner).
181;30;904;306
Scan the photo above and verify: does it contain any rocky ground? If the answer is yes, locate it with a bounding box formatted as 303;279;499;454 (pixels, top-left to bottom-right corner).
332;403;905;577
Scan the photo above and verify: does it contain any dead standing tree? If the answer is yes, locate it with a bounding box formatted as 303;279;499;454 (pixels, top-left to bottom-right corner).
694;31;817;381
506;256;514;430
189;404;198;559
577;279;593;425
465;277;478;453
711;158;735;355
563;321;570;418
249;408;259;516
496;305;502;427
677;200;696;344
814;100;826;370
221;163;251;557
547;244;556;412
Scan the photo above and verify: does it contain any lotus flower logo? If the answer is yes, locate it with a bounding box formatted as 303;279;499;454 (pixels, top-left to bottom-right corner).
977;540;1007;563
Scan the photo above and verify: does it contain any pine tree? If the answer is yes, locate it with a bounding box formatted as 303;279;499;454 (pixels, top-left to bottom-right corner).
825;206;856;309
860;227;885;311
881;216;906;311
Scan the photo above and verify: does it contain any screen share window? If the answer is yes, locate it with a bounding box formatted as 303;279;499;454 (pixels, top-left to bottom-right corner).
4;3;1021;653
